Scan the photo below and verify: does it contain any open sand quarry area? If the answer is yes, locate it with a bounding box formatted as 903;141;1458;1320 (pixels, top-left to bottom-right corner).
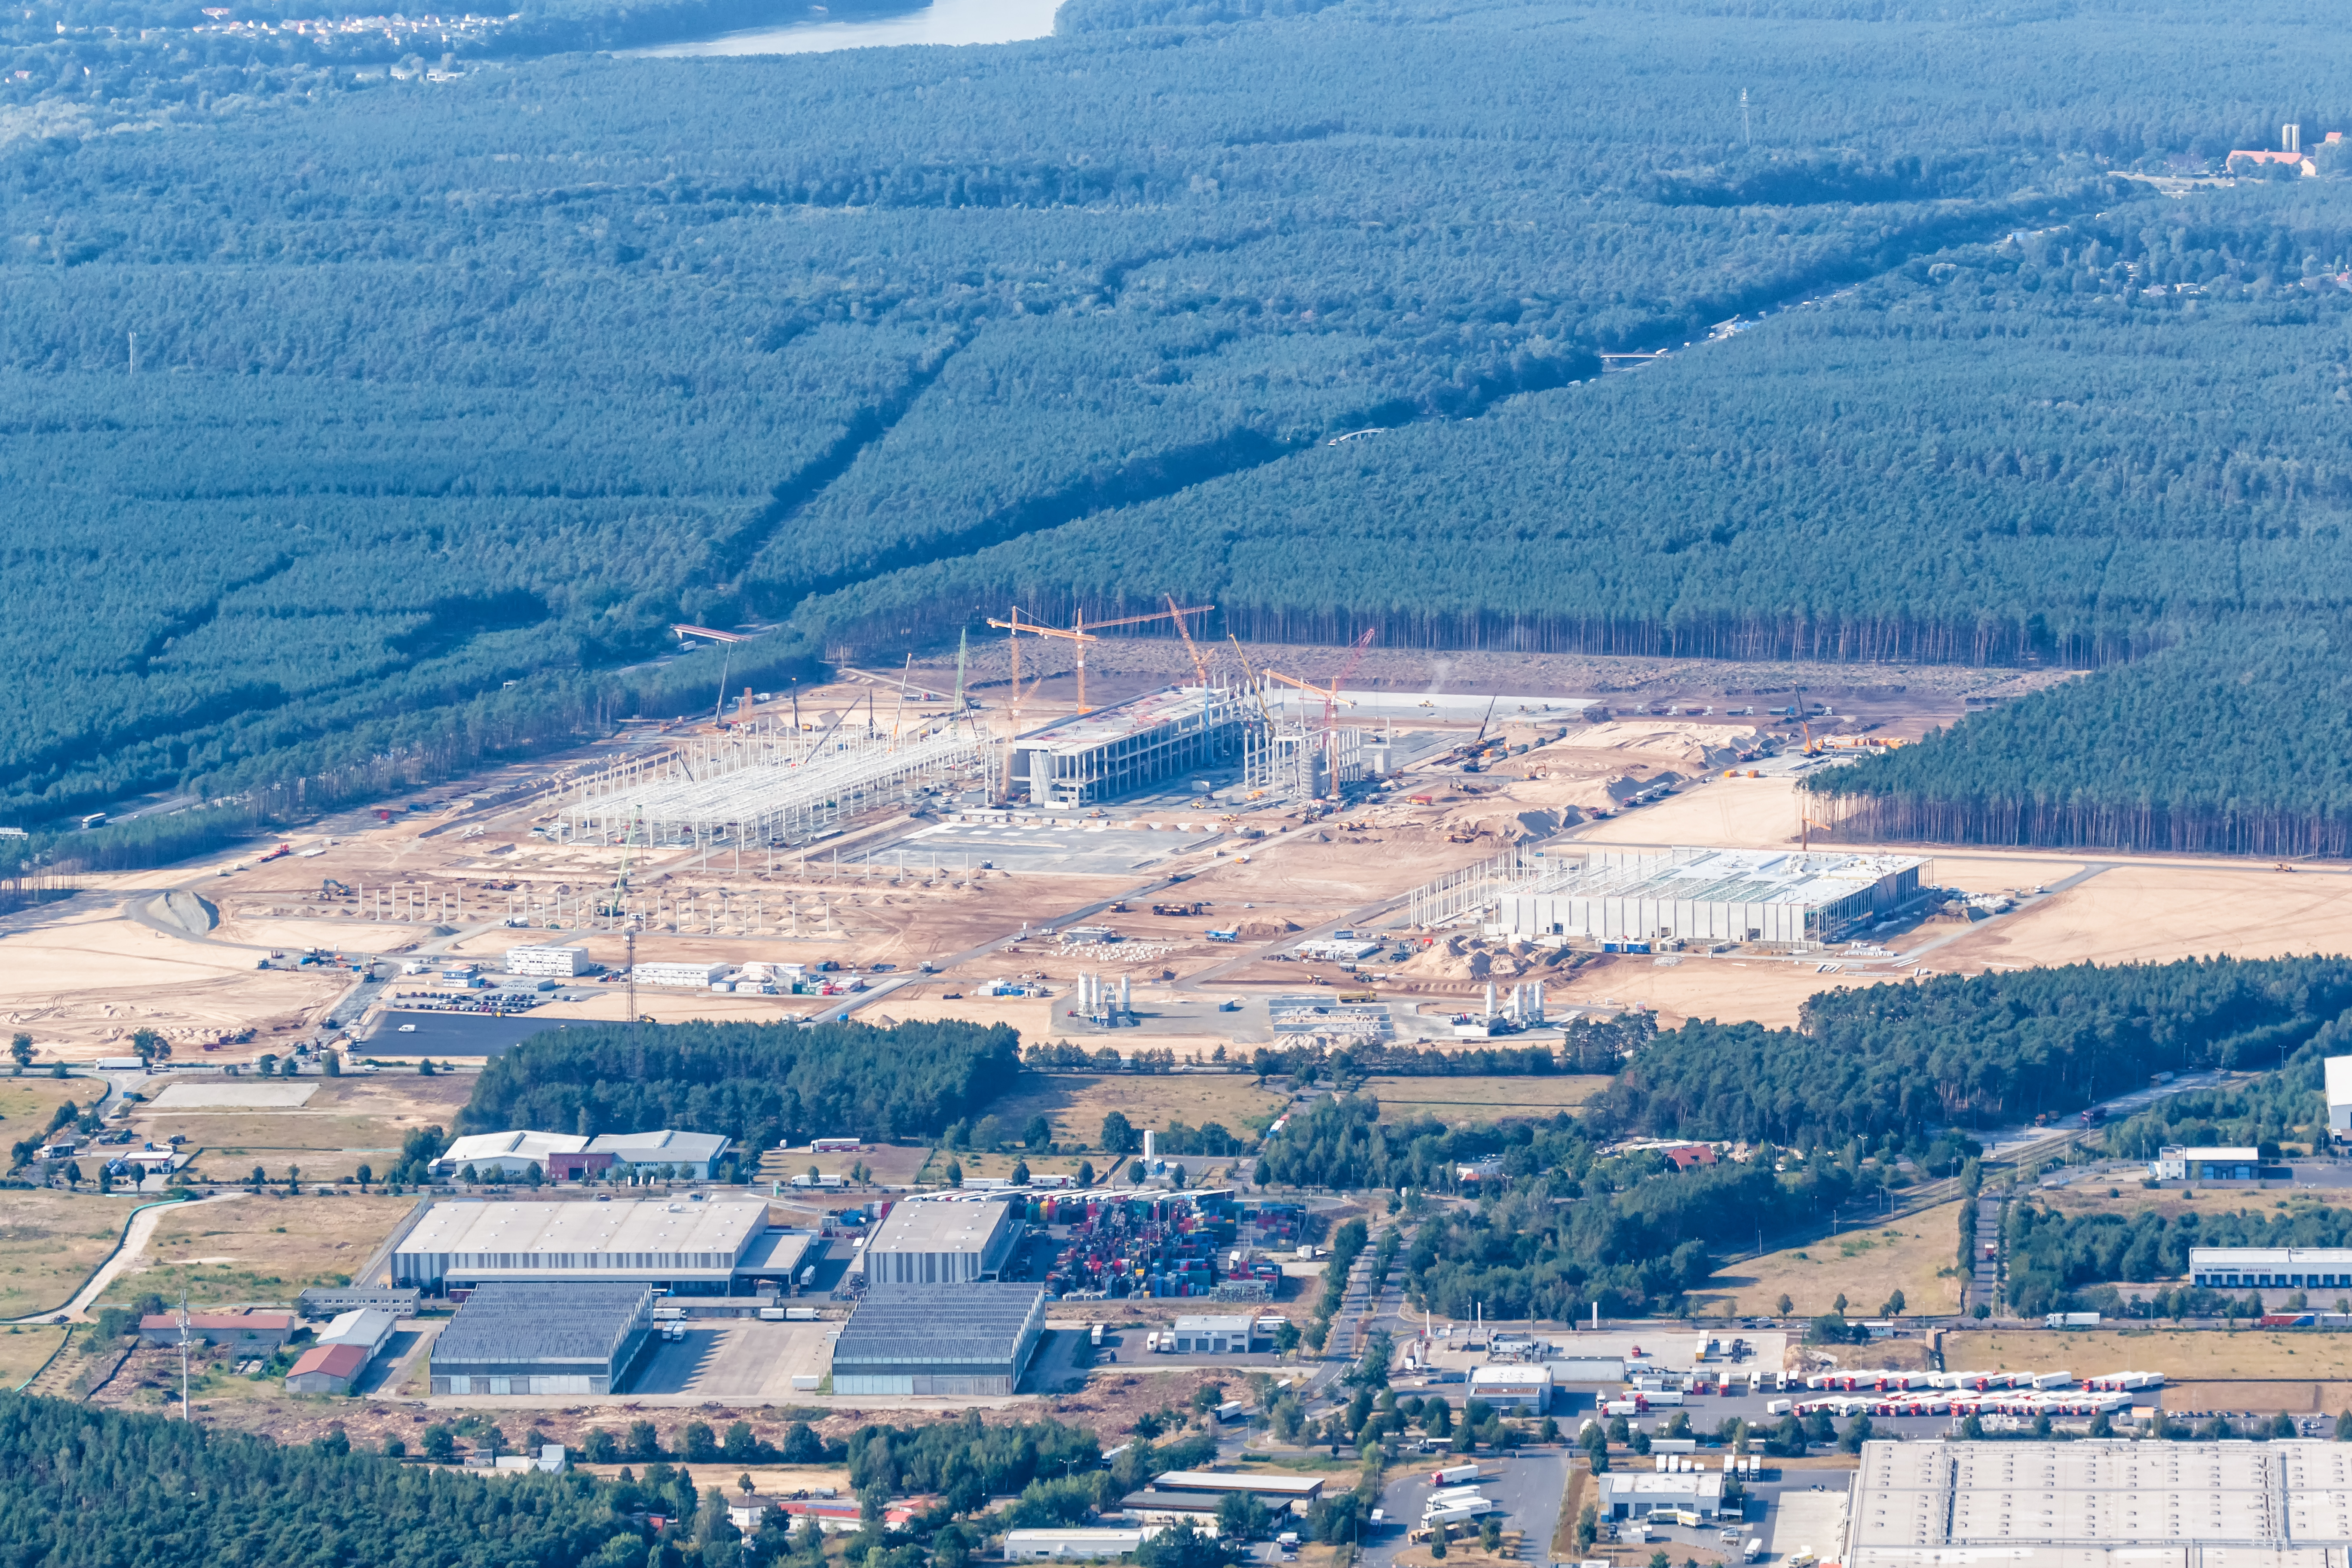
9;652;2352;1071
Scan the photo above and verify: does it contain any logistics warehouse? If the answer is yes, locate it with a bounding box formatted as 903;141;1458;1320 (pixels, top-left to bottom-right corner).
2189;1246;2352;1289
831;1284;1046;1396
389;1199;818;1296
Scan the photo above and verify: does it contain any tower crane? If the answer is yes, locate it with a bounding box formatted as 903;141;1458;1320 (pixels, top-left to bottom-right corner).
1226;634;1278;726
987;601;1214;711
1264;629;1378;799
1165;594;1213;687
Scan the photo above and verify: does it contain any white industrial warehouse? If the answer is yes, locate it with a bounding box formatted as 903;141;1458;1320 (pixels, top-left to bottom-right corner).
389;1198;798;1295
861;1197;1023;1291
1843;1439;2352;1568
1490;846;1928;946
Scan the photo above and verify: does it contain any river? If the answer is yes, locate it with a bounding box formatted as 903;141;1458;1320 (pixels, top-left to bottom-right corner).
634;0;1065;56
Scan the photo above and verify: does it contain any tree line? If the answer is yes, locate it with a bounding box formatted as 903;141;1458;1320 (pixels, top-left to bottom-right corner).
1588;957;2352;1145
458;1020;1023;1148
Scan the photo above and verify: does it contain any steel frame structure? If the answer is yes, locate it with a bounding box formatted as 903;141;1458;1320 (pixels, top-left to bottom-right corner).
1408;845;1586;928
565;725;986;849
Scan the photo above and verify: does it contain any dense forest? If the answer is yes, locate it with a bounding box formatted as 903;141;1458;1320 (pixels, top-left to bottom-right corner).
1807;623;2352;855
8;0;2352;829
1588;956;2352;1144
1257;1095;1886;1316
458;1020;1022;1147
0;1396;648;1568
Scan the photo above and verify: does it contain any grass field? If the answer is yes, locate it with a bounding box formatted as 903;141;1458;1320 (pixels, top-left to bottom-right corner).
0;1191;142;1320
0;1073;102;1138
1697;1202;1966;1320
1360;1075;1611;1118
986;1073;1288;1150
2034;1179;2352;1225
0;1325;69;1387
132;1073;471;1184
99;1191;416;1308
1944;1327;2352;1382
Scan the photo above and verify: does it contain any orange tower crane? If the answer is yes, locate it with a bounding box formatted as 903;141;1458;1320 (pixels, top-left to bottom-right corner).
1264;629;1378;795
987;601;1215;712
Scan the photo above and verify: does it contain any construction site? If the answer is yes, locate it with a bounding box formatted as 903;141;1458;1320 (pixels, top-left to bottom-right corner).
17;624;2352;1064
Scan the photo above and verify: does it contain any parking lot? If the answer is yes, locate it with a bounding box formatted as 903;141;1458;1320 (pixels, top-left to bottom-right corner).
1360;1449;1570;1568
632;1320;833;1398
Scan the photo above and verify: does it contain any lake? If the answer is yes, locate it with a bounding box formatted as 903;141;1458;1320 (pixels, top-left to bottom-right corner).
636;0;1065;56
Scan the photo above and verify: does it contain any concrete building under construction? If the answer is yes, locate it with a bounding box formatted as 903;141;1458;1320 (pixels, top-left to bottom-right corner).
1483;846;1928;946
1007;686;1248;807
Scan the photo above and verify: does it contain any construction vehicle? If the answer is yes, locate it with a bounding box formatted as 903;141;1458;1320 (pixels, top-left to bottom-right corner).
1152;900;1207;917
321;879;354;898
258;842;294;863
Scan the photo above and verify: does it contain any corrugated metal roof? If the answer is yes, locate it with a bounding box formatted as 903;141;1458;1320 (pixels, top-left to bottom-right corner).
832;1284;1041;1366
433;1282;651;1366
396;1198;765;1264
288;1343;370;1377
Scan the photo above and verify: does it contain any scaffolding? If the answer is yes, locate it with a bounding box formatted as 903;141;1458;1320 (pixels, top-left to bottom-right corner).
564;724;988;849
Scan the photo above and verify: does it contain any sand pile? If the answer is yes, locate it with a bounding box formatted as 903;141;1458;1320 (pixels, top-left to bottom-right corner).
1394;931;1569;982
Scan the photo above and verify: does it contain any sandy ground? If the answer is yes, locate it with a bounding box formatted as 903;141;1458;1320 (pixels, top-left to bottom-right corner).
0;898;345;1055
1700;1203;1965;1319
1932;861;2352;968
1577;772;1806;848
1542;952;1901;1029
27;662;2352;1068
